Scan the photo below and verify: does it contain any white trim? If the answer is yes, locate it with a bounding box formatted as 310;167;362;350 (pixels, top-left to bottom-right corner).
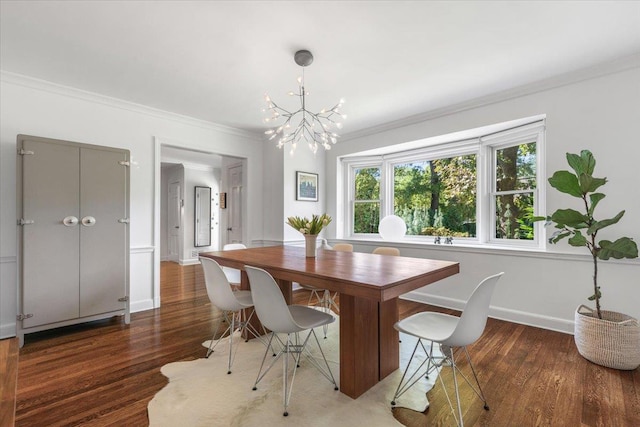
333;238;639;265
400;292;575;335
0;71;259;139
181;163;215;172
0;323;16;340
131;246;155;254
342;53;640;141
153;137;162;309
130;299;155;313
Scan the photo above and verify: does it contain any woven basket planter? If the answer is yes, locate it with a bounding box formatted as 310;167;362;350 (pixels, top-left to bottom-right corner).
574;305;640;370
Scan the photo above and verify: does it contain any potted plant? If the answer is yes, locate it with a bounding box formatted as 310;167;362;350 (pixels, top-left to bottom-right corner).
538;149;639;369
286;214;332;257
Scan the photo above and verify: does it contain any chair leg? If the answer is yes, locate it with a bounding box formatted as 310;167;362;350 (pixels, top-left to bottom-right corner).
391;338;434;406
253;329;337;417
206;310;234;359
435;345;489;427
462;347;489;410
449;346;464;427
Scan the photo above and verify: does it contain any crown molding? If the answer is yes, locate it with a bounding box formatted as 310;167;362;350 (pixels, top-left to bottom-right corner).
0;70;261;139
342;53;640;141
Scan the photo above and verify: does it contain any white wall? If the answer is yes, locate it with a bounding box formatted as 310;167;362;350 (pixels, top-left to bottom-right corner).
0;73;264;337
283;147;327;243
325;64;640;333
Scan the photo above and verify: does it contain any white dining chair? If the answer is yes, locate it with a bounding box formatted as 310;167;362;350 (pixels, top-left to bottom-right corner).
245;265;338;416
391;272;504;427
221;243;246;286
372;246;400;256
200;256;262;374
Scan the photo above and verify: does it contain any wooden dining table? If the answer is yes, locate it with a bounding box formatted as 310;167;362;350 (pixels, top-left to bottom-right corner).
199;245;459;399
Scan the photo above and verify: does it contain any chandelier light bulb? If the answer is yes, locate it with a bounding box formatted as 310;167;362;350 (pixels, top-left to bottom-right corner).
262;49;345;155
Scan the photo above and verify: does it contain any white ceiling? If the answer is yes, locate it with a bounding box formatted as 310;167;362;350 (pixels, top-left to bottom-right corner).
2;1;640;139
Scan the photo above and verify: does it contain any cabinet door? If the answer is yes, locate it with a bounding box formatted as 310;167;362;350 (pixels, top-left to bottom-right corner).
79;148;128;317
21;140;80;328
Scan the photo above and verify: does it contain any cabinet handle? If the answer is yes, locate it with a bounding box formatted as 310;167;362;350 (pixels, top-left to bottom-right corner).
81;216;97;227
63;216;79;227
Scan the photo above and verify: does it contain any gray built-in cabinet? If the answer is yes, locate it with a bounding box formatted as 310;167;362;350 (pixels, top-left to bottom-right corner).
16;135;130;346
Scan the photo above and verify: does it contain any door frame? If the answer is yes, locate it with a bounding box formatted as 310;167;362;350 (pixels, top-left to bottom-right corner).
153;137;248;309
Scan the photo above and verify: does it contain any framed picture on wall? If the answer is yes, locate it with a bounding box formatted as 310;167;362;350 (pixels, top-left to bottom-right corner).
296;171;318;201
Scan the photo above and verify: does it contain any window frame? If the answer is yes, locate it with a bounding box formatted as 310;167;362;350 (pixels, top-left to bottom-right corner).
481;122;546;248
341;120;546;248
346;158;383;237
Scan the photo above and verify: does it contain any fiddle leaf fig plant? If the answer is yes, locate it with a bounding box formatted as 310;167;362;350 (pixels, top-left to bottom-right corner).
538;150;638;319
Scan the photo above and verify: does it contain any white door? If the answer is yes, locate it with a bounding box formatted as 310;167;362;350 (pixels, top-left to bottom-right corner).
79;147;128;317
21;139;80;328
168;182;181;261
227;164;243;243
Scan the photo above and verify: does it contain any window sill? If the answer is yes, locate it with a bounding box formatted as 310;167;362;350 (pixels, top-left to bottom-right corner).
332;236;638;265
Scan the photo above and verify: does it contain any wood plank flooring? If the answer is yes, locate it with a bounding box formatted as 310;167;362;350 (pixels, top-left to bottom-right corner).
10;261;639;426
1;337;19;427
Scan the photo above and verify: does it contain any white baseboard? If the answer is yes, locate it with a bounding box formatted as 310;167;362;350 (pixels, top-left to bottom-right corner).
130;298;155;313
179;258;201;266
401;291;575;335
0;322;16;339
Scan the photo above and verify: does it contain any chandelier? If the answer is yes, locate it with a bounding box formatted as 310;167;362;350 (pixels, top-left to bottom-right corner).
263;50;346;155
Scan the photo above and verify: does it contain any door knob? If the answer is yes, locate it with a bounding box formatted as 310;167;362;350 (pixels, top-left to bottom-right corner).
81;216;96;226
63;216;79;226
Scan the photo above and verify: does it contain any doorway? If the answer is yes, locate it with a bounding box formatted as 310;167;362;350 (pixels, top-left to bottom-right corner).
156;142;246;308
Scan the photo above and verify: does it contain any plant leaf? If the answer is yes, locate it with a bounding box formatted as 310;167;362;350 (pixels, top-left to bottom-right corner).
580;150;596;175
566;150;595;176
566;153;584;176
587;286;601;301
598;237;639;260
579;173;607;193
548;171;582;197
588;193;605;215
587;210;625;234
549;230;571;244
550;209;588;228
568;231;588;247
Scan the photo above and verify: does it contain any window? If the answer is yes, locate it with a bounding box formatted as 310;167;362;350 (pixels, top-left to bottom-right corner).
342;120;545;247
353;165;381;233
393;154;477;237
493;142;537;241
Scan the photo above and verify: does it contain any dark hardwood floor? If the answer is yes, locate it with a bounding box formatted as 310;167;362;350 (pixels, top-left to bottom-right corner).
11;261;640;426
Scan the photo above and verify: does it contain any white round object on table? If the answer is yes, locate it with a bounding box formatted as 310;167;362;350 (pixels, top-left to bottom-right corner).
378;215;407;241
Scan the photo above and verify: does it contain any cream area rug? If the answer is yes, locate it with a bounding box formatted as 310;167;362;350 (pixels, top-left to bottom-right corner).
148;316;439;427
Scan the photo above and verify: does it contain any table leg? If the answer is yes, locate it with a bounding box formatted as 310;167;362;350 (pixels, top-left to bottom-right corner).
338;295;377;398
379;297;399;380
339;295;400;399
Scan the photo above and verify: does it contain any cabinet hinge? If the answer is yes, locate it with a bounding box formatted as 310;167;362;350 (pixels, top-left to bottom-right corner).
118;296;129;302
18;219;35;226
118;161;130;166
17;313;33;321
117;218;130;224
18;148;34;155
